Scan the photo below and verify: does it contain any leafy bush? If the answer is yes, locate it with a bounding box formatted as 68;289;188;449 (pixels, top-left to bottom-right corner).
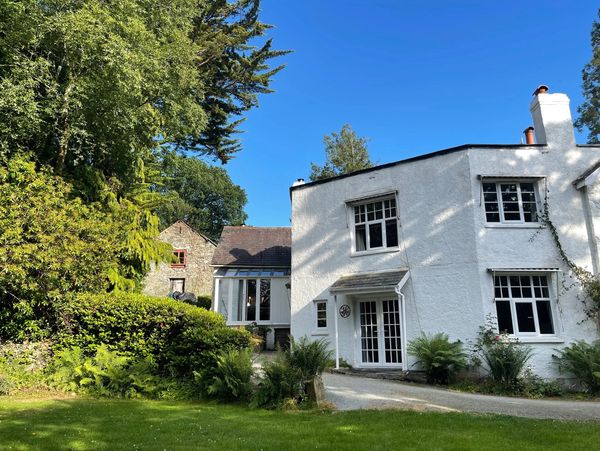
56;292;251;380
285;337;332;382
47;345;159;398
253;336;331;408
407;332;467;384
194;295;212;310
518;365;563;398
473;325;533;388
200;348;253;401
253;357;304;408
0;155;120;340
553;340;600;394
0;341;51;394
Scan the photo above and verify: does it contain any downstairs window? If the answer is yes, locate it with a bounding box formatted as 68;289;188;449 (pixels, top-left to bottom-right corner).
494;274;555;336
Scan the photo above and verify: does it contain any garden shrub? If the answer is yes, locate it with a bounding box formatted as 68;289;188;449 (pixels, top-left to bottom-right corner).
553;340;600;394
47;345;159;398
200;348;254;401
194;295;212;310
285;336;332;382
0;341;51;394
407;332;467;384
253;336;331;408
56;292;251;380
518;365;563;398
472;322;533;389
253;356;304;408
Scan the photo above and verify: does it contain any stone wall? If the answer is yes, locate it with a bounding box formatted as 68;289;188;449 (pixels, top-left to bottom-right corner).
142;221;216;298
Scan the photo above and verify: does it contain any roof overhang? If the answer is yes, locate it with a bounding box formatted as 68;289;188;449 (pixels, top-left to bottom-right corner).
329;269;410;294
477;174;546;180
573;162;600;190
487;267;560;273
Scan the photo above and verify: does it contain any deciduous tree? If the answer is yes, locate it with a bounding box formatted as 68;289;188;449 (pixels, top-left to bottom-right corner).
0;0;287;193
155;152;247;241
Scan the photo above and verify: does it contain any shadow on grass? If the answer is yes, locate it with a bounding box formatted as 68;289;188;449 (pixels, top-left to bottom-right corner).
0;398;599;450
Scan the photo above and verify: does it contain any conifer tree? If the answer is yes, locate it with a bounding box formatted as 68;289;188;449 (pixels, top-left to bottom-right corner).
575;9;600;143
310;124;373;181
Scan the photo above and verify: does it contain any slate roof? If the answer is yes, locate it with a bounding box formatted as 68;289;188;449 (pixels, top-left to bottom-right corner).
212;226;291;267
330;269;409;293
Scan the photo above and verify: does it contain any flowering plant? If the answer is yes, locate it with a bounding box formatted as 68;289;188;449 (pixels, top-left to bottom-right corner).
471;315;533;387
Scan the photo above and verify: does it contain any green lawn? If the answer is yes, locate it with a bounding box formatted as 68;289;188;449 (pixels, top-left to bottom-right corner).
0;397;598;450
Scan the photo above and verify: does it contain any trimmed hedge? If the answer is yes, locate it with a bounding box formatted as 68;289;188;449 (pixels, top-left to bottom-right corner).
56;293;250;379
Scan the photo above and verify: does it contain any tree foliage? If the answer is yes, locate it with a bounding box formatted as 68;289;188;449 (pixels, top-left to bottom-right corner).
0;154;173;340
0;0;287;192
309;124;373;181
0;0;285;314
575;9;600;144
155;152;247;241
0;155;116;339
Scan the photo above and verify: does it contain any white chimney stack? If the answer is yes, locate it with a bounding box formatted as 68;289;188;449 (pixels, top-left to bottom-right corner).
529;85;576;149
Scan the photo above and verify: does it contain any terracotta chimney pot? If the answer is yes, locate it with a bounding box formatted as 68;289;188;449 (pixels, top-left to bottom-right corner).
523;126;535;144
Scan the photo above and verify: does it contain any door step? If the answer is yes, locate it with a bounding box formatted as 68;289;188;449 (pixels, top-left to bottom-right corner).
330;367;427;384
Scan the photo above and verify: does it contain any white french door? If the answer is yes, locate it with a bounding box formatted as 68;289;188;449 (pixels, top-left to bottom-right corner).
358;299;402;366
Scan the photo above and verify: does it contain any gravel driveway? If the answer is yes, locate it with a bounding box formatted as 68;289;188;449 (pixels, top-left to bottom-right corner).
323;372;600;421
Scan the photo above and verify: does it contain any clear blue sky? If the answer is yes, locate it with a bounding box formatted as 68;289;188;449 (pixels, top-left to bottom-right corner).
217;0;598;227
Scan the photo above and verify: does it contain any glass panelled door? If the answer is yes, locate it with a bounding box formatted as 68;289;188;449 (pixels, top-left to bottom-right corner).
359;299;402;365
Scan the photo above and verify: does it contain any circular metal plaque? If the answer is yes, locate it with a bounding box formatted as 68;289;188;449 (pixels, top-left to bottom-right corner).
339;304;351;318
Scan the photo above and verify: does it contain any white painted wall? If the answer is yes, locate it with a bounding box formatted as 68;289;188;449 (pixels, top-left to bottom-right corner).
291;91;600;379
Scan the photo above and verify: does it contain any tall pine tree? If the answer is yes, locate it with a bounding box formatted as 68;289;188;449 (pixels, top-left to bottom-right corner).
575;9;600;144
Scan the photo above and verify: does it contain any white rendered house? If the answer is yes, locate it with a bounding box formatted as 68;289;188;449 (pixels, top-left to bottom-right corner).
290;87;600;378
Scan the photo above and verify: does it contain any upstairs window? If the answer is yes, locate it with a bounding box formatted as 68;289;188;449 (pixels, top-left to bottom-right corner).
353;198;398;252
171;249;187;268
494;274;555;336
483;181;539;224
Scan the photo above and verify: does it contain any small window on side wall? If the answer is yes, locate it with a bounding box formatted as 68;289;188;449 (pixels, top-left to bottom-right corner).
169;278;185;293
315;300;327;329
171;249;187;267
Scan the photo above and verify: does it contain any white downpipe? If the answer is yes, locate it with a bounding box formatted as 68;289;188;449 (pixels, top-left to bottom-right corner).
400;292;407;371
334;294;339;370
213;278;220;312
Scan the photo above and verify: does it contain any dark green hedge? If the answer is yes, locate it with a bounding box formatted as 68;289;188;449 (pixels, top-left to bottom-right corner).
56;293;250;379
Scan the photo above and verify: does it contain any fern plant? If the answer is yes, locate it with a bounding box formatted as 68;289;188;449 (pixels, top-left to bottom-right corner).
47;345;158;398
253;356;304;408
201;348;254;401
407;332;467;384
285;336;332;382
553;340;600;394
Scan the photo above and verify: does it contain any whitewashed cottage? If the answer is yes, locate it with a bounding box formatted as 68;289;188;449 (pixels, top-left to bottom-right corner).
290;87;600;378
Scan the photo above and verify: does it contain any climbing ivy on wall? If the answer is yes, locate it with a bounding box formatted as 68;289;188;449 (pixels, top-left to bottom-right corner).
541;192;600;326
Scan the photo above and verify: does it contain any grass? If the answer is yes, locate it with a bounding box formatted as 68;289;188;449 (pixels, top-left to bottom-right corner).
0;396;599;450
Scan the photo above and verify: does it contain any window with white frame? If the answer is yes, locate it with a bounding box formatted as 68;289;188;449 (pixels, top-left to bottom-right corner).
353;197;398;252
230;278;271;323
315;300;327;329
494;274;555;336
483;181;539;223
